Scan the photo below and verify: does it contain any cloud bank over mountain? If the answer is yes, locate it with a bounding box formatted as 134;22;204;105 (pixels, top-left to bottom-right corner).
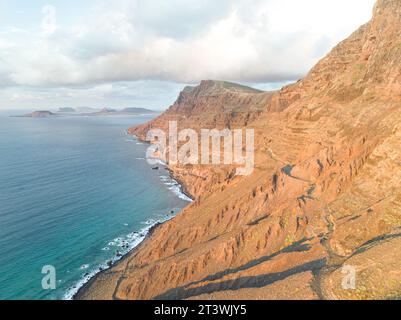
0;0;375;108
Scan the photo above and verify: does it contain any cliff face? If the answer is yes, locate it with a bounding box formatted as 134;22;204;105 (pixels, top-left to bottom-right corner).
79;0;401;300
130;80;274;138
129;80;275;198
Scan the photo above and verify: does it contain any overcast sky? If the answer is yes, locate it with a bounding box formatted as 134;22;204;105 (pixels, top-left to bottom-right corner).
0;0;376;110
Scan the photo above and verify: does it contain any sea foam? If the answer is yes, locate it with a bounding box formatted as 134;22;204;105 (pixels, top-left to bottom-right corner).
63;214;174;300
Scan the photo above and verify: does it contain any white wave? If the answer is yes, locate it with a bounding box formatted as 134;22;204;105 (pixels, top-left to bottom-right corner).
169;182;193;202
63;139;192;299
142;219;156;226
63;214;175;300
160;175;193;202
154;167;192;202
148;158;167;166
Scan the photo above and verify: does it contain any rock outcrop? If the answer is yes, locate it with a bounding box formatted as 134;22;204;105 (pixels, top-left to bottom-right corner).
78;0;401;300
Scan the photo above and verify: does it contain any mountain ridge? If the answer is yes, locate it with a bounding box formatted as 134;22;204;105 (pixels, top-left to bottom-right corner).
78;0;401;300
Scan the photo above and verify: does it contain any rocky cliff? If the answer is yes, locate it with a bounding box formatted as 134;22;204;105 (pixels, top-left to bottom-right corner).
129;80;275;198
78;0;401;300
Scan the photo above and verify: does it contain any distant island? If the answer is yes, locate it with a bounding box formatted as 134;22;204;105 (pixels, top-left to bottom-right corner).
17;107;158;118
23;111;57;118
58;107;76;113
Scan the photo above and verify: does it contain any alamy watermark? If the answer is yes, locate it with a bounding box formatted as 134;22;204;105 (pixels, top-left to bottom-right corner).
41;5;58;35
145;121;255;176
41;265;56;290
341;265;356;290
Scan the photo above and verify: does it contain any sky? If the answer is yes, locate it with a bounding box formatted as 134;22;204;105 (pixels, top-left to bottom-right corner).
0;0;376;110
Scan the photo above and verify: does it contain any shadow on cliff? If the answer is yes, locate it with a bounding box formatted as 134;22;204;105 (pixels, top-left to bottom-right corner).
154;237;326;300
351;230;401;257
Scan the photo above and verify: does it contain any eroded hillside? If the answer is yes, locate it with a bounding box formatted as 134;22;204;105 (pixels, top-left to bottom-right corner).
78;0;401;300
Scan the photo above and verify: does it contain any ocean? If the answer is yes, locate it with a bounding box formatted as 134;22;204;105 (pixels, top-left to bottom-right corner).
0;111;190;300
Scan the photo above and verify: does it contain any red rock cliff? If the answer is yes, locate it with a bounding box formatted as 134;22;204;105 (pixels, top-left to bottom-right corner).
78;0;401;300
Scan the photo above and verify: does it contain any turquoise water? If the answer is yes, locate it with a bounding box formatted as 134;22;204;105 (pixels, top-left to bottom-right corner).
0;112;189;300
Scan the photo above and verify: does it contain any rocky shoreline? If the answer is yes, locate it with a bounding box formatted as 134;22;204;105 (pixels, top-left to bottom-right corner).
73;220;165;300
76;0;401;300
74;136;193;300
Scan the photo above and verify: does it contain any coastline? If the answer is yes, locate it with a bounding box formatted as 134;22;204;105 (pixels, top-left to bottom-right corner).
72;135;193;300
72;219;165;300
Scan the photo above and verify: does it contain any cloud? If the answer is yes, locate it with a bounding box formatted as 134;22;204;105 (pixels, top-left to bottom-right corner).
129;0;233;39
0;0;376;108
0;81;186;110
